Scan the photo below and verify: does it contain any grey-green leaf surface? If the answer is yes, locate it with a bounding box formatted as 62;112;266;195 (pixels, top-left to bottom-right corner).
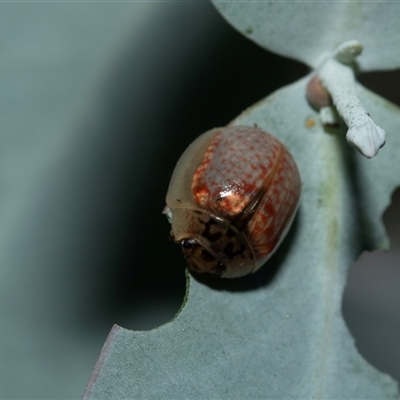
84;77;400;398
212;1;400;72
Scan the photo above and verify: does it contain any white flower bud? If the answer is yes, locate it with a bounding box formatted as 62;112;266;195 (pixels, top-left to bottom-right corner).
318;41;386;158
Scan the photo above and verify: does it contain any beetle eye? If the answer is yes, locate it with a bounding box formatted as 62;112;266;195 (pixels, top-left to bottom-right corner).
215;263;226;276
182;239;197;249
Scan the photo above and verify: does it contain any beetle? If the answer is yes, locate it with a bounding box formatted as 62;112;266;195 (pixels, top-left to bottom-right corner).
164;125;301;278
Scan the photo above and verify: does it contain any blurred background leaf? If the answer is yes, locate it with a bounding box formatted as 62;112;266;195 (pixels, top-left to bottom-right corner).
213;1;400;71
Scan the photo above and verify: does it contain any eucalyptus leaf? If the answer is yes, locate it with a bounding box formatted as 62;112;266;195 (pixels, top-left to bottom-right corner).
212;1;400;71
83;77;400;398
